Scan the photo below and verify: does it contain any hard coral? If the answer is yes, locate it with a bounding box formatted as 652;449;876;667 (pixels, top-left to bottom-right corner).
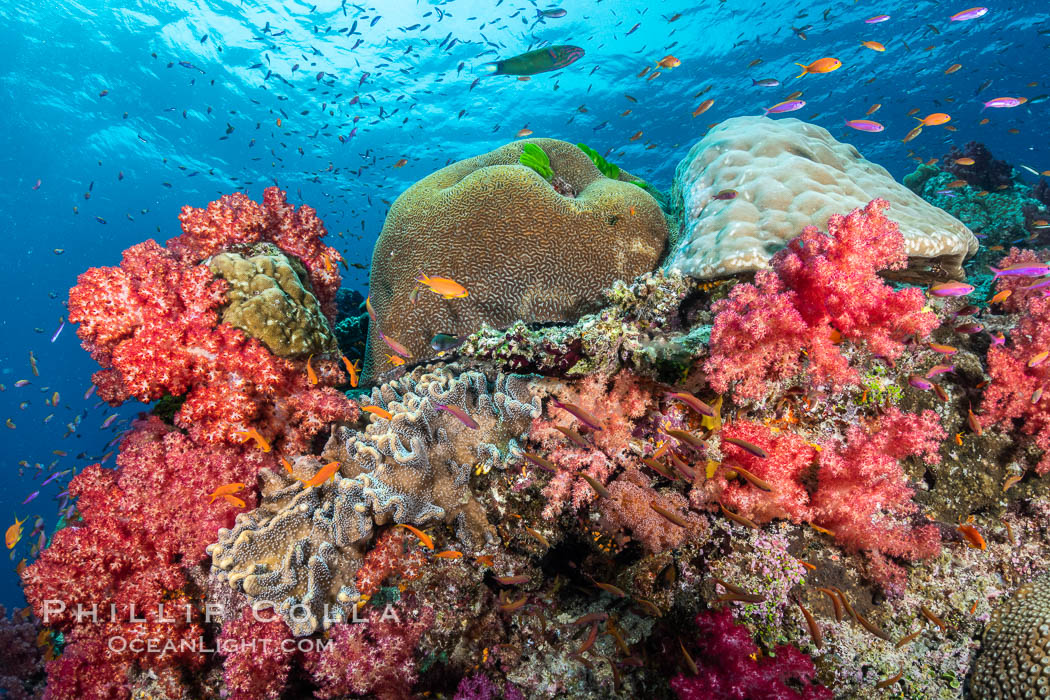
705;199;939;401
941;141;1015;192
670;608;832;700
364;137;669;378
667;117;977;280
981;293;1050;474
68;188;355;450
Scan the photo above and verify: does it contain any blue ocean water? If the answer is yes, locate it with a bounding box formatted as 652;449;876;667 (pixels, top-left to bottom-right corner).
0;0;1046;611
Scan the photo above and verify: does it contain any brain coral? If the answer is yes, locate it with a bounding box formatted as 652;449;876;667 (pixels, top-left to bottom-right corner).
364;138;670;378
971;571;1050;699
208;363;540;635
208;244;338;358
665;116;978;280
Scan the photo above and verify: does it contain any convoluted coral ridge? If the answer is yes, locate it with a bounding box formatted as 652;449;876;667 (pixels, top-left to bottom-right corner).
666;116;978;280
364;138;670;378
208;244;339;358
209;363;540;636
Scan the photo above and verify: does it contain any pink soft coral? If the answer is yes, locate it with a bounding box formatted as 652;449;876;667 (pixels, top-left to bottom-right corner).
671;608;831;700
21;417;270;699
599;469;707;553
705;199;938;400
694;409;943;594
981;294;1050;474
304;597;434;700
218;608;296;700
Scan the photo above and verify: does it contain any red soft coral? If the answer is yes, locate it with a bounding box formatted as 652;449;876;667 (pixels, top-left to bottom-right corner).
705;199;938;401
981;294;1050;474
671;608;831;700
68;189;356;451
21;417;270;699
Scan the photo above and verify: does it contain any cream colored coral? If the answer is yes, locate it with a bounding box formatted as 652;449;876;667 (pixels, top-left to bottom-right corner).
666;117;978;279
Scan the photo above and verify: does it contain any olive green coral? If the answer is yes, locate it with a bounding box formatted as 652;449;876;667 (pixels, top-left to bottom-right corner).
364;137;671;379
208;244;338;358
971;571;1050;699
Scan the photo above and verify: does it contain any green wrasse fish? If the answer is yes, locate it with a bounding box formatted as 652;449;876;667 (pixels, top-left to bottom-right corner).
481;45;585;76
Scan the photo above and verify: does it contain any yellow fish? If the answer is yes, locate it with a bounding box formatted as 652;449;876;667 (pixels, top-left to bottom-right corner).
208;483;245;504
233;428;271;452
301;461;341;488
6;516;26;549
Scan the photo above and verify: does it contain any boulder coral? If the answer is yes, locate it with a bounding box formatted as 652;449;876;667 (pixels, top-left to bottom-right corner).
666;116;977;281
364;138;671;378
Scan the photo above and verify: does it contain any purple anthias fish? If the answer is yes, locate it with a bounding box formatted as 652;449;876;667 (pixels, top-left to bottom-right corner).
764;100;805;115
435;403;479;429
990;262;1050;278
22;490;39;505
983;97;1021;109
50;319;64;343
551;399;602;431
928;281;975;297
752;78;780;87
925;364;955;378
845;119;884;132
950;7;988;21
866;14;890;23
909;375;933;390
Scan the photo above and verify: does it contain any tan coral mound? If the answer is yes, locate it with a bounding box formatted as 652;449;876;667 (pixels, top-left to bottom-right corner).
209;244;338;358
971;571;1050;699
665;116;978;280
364;138;669;379
208;363;539;635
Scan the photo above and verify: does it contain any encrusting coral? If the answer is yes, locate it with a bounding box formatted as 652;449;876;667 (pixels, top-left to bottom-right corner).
209;363;540;635
364;137;670;378
208;243;339;358
666;116;977;280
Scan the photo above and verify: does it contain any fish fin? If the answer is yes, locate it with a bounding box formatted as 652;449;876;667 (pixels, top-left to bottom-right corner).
988;265;1001;277
794;64;807;79
478;62;501;75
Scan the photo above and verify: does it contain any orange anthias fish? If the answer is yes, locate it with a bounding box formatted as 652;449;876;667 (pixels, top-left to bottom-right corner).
307;354;319;385
302;461;341;488
361;405;394;421
656;55;681;69
860;41;885;52
393;158;408;168
795;57;841;78
386;354;406;367
415;273;468;299
221;494;246;509
516;128;533;137
397;523;435;550
916;112;951;126
208;482;245;503
342;356;360;388
6;516;26;549
233;428;271;452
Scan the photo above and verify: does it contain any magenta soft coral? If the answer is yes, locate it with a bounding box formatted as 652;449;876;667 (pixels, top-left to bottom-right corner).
671;608;831;700
21;417;269;699
705;199;938;401
218;608;296;700
68;189;356;451
304;597;434;700
981;293;1050;474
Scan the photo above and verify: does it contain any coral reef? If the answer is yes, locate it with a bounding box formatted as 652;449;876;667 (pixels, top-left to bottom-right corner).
364;138;670;378
0;605;44;700
705;199;938;401
670;608;832;700
209;363;540;635
970;571;1050;699
941;141;1016;192
208;244;339;358
68;187;355;450
666;117;977;280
